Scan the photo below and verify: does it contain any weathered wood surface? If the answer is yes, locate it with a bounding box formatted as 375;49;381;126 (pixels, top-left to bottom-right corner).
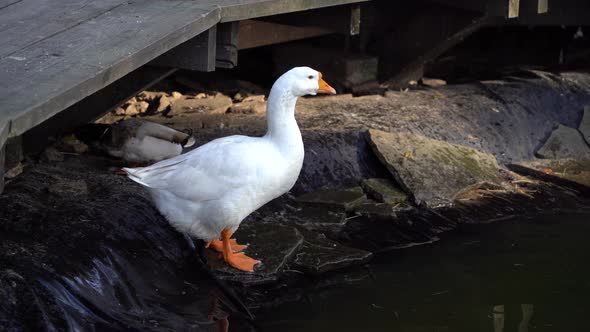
214;0;371;22
0;0;369;150
0;0;219;140
152;27;217;72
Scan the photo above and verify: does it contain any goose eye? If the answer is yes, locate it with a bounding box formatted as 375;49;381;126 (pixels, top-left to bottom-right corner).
308;75;314;80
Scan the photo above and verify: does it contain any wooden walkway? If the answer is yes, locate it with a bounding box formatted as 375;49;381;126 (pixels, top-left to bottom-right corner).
0;0;368;146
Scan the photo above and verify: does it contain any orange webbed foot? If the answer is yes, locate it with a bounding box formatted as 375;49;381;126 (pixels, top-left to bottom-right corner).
225;252;261;272
206;239;247;253
217;229;260;272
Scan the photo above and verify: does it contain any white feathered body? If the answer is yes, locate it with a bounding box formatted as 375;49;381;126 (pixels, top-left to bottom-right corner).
125;133;303;241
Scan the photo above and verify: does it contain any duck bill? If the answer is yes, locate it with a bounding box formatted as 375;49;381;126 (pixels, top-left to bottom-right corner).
317;73;336;94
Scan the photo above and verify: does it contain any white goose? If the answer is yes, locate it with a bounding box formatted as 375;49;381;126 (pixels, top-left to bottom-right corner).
124;67;336;272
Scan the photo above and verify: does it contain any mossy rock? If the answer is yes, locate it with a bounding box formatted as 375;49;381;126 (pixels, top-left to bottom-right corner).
361;178;408;205
366;129;503;207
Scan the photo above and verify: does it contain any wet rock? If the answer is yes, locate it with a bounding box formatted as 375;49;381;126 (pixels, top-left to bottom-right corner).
291;231;372;275
168;93;232;116
508;159;590;193
366;129;503;207
578;105;590;144
353;201;397;218
420;77;447;87
536;124;590;159
228;95;266;114
208;222;303;285
361;178;408;205
275;207;347;232
295;186;366;211
338;210;446;253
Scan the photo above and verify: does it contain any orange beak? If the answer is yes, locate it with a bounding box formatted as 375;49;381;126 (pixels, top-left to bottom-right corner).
317;72;336;94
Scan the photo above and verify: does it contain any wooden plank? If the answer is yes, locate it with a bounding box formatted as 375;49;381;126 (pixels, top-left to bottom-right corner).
152;27;217;72
238;20;333;50
0;0;127;59
216;22;240;69
0;1;220;138
214;0;371;22
257;4;358;35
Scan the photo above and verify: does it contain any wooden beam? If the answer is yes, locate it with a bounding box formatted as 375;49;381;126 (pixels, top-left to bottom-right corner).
238;20;333;50
152;27;217;72
216;22;239;69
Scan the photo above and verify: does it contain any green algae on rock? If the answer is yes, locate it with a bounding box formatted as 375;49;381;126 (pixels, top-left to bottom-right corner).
361;178;408;205
295;186;367;211
366;129;503;207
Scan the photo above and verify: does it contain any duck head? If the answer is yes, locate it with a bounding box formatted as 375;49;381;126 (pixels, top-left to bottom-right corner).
280;67;336;97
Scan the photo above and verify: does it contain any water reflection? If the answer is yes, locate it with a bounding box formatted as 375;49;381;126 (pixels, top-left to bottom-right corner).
252;213;590;331
492;304;533;332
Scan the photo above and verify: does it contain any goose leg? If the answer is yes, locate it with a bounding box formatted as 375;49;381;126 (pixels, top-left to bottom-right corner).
220;229;260;272
206;238;247;253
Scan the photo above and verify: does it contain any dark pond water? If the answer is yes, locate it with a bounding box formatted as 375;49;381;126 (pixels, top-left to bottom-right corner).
250;212;590;332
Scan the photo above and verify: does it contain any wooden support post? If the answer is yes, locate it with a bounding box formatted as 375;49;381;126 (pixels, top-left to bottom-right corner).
538;0;548;13
509;0;520;18
216;22;239;69
4;136;23;171
152;26;217;72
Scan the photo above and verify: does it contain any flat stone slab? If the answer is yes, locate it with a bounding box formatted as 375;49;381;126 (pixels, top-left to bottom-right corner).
361;178;408;205
536;124;590;159
579;105;590;145
509;159;590;190
353;201;398;218
207;222;303;285
366;129;503;207
277;207;347;233
291;231;372;275
295;186;366;211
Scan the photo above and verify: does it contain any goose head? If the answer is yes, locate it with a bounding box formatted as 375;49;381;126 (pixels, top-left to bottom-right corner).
278;67;336;97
